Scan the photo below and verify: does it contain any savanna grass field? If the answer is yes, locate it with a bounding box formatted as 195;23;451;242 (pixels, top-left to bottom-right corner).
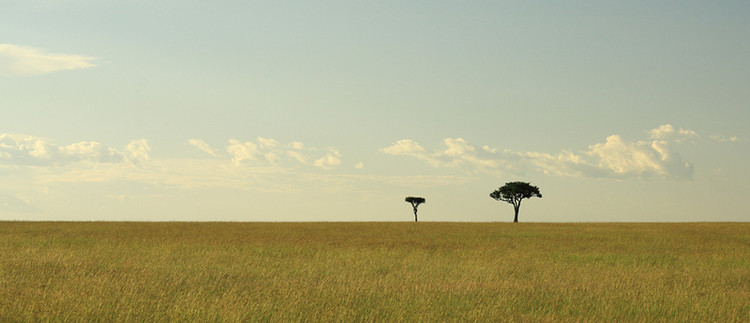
1;221;748;321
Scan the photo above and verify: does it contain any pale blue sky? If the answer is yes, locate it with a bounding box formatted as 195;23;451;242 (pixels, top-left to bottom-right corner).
1;1;748;222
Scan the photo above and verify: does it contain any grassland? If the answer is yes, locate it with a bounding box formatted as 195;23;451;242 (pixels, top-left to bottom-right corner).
1;222;748;321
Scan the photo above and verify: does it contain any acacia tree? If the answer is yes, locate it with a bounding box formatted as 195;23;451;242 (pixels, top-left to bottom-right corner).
490;182;542;223
404;196;425;222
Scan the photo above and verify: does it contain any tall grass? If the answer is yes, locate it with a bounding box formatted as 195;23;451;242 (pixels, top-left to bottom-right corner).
1;222;748;321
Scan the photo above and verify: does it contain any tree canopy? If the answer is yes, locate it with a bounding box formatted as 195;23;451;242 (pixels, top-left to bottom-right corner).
490;182;542;222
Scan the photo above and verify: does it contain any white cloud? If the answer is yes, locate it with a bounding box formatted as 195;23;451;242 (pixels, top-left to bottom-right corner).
0;44;99;76
188;139;220;157
0;134;125;166
443;138;474;157
383;125;695;180
286;151;308;164
60;141;124;163
0;134;55;163
382;139;455;168
227;140;260;165
520;150;603;178
314;149;341;170
257;137;280;149
382;138;519;174
126;139;150;164
648;124;697;142
354;162;364;169
289;142;305;150
482;145;498;153
710;135;745;143
314;155;341;169
227;137;342;169
529;128;695;180
382;139;426;156
578;134;691;179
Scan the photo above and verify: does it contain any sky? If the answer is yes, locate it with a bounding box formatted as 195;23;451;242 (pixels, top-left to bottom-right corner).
1;1;748;222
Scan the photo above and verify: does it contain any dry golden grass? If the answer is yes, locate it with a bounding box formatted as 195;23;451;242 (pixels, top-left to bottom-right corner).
1;222;748;321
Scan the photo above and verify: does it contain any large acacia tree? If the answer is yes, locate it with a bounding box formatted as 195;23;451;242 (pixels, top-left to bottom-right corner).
490;182;542;223
405;196;425;222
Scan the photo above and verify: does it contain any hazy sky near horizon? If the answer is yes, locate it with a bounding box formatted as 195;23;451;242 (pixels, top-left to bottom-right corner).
1;1;748;222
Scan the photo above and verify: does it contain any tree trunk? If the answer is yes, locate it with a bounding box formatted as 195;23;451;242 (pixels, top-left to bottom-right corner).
413;207;418;222
513;206;519;223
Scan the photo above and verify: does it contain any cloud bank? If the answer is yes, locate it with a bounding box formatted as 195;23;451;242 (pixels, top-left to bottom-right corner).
382;138;522;175
1;125;699;206
383;125;695;180
0;44;99;76
1;134;351;196
0;128;704;218
189;137;342;170
526;134;693;180
0;134;146;166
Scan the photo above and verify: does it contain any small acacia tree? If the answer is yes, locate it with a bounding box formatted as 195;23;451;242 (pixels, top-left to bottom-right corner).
404;196;425;222
490;182;542;223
